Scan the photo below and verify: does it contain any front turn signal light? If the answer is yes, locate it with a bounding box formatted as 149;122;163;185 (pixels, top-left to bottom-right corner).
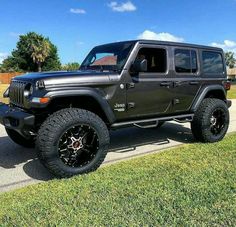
32;97;50;104
39;97;50;104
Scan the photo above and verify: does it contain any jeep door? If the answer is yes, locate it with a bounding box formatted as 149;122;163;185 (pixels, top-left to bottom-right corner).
125;45;173;119
171;47;202;113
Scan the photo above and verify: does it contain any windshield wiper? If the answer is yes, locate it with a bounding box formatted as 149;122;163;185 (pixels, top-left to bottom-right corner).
80;65;119;72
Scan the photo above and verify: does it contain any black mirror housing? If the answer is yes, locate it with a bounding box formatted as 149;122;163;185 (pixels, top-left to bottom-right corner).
132;59;147;73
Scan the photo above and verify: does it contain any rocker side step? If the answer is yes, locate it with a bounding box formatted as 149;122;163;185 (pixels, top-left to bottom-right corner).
111;114;194;129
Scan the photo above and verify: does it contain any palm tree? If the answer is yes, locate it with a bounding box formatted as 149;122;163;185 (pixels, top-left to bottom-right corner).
225;51;236;69
29;39;51;72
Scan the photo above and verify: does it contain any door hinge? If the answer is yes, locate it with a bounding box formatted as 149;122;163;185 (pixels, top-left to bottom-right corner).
127;102;135;109
126;83;135;89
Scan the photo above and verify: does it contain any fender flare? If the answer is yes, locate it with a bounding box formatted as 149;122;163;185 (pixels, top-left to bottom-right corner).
46;88;116;124
191;85;227;112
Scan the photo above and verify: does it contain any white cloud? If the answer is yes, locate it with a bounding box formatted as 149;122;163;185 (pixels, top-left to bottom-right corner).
76;41;84;45
76;41;85;48
9;32;22;38
108;1;136;12
211;40;236;54
137;30;184;42
0;52;9;64
70;8;86;14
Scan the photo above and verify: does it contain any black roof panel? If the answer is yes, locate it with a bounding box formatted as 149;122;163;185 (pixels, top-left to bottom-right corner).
99;40;223;51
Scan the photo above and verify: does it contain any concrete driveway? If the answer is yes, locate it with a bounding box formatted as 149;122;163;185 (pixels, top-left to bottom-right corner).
0;100;235;193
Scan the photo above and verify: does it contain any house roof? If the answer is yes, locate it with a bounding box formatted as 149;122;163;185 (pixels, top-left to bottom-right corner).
227;68;236;75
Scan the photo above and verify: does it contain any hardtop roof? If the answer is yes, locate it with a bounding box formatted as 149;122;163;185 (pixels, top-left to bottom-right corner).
98;40;223;52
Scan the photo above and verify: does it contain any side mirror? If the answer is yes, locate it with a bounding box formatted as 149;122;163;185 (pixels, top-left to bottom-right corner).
131;59;147;73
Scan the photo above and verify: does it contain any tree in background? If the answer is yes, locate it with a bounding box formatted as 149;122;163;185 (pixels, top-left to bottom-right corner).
29;38;51;72
225;51;236;69
1;32;61;72
61;62;80;71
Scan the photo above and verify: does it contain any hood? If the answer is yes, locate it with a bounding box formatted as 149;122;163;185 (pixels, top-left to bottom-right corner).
14;70;118;87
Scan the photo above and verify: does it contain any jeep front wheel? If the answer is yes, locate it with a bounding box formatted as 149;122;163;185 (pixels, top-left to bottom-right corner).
36;108;110;178
191;98;229;143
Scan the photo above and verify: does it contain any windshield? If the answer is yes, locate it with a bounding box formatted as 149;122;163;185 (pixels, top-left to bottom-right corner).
80;42;134;72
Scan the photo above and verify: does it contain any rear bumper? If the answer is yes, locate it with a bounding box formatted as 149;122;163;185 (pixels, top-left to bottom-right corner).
0;102;35;131
227;100;232;108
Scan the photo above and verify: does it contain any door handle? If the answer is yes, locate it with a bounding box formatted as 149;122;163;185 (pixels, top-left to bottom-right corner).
160;82;172;87
174;81;182;87
189;81;199;85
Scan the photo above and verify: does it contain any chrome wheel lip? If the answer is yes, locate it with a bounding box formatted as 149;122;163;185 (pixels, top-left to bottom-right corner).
57;124;99;168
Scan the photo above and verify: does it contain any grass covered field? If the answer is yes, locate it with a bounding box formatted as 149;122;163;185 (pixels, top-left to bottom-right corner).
0;133;235;226
228;83;236;99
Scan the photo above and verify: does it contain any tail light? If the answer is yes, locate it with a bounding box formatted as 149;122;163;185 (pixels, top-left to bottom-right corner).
223;81;231;91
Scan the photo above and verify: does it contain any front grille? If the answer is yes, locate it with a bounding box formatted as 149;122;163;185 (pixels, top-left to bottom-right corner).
9;80;27;107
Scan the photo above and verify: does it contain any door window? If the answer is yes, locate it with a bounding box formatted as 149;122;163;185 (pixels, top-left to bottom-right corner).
175;49;198;73
202;51;224;74
135;48;167;73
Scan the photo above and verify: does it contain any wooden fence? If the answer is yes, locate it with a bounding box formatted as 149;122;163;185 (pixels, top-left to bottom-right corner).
0;72;23;84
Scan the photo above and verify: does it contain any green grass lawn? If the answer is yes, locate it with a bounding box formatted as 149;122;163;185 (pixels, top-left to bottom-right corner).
0;84;9;103
228;83;236;99
0;133;236;226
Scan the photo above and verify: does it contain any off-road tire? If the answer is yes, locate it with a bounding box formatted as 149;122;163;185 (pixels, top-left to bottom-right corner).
5;128;35;148
36;108;110;178
191;98;229;143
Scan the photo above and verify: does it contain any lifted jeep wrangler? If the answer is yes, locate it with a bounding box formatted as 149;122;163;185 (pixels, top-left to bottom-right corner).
0;40;232;177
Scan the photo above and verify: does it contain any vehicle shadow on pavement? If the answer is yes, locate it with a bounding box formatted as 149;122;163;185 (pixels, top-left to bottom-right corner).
109;122;194;152
0;122;194;181
0;136;54;181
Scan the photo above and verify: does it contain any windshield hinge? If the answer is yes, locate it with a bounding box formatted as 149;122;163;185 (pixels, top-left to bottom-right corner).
126;83;135;89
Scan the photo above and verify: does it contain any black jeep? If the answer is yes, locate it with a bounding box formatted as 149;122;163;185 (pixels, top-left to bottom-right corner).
0;40;232;177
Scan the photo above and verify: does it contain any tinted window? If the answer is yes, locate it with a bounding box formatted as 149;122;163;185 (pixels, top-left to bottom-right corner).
202;51;224;74
80;42;134;71
135;48;167;73
175;49;198;73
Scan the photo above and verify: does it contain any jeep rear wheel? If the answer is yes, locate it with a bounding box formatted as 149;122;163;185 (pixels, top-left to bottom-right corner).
191;98;229;143
5;128;35;148
36;108;110;178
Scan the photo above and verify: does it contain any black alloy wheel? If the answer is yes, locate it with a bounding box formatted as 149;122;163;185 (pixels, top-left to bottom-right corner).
209;108;226;136
58;124;99;168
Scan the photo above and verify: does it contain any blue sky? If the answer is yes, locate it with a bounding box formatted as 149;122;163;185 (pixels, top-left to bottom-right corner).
0;0;236;64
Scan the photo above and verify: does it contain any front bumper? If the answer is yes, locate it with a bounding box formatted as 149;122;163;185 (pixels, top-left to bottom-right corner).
0;102;35;131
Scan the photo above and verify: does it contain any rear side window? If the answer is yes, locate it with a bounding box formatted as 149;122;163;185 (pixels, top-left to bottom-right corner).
175;49;198;73
202;51;224;74
135;48;167;73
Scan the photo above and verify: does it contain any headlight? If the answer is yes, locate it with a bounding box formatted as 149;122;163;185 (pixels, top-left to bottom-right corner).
24;84;33;97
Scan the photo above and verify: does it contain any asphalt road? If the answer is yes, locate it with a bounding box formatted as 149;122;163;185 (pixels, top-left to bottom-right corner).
0;100;235;193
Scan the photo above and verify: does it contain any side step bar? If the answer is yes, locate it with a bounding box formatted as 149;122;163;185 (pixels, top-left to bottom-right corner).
133;122;159;129
111;114;194;129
